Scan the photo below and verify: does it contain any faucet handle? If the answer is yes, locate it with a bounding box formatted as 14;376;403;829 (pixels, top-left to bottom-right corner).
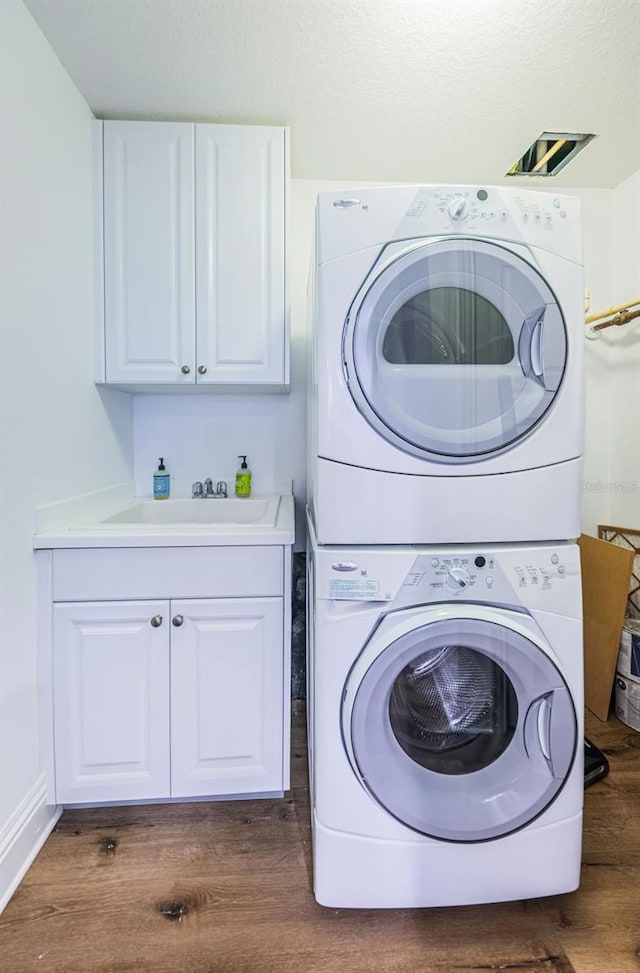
191;481;203;497
216;480;228;498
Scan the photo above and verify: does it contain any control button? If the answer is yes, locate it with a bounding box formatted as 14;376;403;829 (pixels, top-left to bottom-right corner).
558;565;566;575
476;189;488;201
486;576;494;587
551;554;559;564
543;574;550;583
553;198;560;208
474;556;486;568
446;566;470;590
488;210;496;219
448;198;469;221
500;211;508;221
431;557;439;567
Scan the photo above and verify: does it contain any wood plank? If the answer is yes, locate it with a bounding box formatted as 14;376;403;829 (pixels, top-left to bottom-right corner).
1;709;638;973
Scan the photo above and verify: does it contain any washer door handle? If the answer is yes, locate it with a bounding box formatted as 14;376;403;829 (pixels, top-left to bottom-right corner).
524;688;575;778
524;693;554;773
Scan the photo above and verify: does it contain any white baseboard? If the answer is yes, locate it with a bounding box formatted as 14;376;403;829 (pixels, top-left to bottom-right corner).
0;775;61;914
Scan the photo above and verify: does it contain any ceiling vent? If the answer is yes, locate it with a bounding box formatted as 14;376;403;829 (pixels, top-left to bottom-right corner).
507;132;595;177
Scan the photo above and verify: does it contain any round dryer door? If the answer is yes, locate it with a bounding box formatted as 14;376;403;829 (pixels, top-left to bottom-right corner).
344;238;567;462
342;607;578;842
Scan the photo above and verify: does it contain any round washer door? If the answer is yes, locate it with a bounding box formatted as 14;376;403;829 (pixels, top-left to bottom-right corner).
342;607;577;842
344;238;567;462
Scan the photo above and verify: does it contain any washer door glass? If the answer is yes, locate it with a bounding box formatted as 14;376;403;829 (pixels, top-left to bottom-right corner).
344;239;567;462
389;644;518;776
344;615;577;842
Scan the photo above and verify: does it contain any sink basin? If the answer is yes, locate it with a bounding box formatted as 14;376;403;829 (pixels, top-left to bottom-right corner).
98;496;280;528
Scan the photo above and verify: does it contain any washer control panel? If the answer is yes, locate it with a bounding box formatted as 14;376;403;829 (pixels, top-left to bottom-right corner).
316;543;581;616
404;550;572;597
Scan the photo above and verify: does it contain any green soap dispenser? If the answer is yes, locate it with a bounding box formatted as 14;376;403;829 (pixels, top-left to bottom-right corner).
153;457;170;500
235;455;251;497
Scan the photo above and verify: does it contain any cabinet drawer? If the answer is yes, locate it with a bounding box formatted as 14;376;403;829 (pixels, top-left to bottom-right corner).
53;546;283;601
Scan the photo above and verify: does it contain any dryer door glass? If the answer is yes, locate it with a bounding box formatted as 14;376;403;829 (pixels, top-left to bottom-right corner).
345;616;577;842
345;239;568;462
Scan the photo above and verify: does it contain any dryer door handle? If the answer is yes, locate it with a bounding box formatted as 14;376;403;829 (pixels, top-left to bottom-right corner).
530;319;544;379
519;308;546;385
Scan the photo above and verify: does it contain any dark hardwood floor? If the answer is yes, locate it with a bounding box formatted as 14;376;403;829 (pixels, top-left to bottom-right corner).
1;706;638;973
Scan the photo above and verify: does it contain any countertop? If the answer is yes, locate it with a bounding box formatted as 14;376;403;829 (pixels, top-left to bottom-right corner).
33;487;295;549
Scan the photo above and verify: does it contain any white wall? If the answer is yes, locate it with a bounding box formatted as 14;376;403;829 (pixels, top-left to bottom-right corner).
607;171;640;527
134;180;615;546
0;0;133;905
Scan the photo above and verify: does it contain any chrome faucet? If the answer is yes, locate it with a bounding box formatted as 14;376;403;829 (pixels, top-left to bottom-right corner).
192;479;227;498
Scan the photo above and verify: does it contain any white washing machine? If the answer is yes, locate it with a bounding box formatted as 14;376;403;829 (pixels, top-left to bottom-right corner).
307;520;584;908
308;184;584;545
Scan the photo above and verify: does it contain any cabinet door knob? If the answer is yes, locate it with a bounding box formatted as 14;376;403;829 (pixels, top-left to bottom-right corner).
150;615;163;628
172;614;184;627
197;365;207;375
181;365;191;375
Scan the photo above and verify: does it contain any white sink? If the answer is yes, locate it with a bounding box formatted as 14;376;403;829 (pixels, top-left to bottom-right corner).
98;496;280;528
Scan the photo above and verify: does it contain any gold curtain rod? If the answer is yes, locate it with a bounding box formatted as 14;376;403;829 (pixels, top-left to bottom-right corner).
590;307;640;333
585;296;640;325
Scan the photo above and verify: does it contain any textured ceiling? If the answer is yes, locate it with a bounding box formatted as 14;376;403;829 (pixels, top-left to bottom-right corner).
23;0;640;189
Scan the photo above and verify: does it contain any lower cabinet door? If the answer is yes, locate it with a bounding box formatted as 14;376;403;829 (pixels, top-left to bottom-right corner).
53;601;171;803
169;598;284;797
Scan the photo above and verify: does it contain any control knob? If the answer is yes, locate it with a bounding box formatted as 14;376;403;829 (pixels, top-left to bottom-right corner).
446;566;470;590
448;198;469;221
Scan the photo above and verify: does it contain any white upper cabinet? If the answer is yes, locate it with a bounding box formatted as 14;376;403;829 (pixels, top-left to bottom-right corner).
97;121;289;391
103;122;196;385
195;125;287;386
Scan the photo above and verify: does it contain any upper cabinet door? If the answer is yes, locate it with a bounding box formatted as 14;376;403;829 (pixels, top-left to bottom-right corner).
195;125;288;386
103;122;196;384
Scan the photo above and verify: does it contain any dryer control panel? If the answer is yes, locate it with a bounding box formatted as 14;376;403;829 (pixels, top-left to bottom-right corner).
316;184;582;265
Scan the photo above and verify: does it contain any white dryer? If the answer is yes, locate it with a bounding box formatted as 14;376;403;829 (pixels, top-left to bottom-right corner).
307;522;584;908
308;184;584;544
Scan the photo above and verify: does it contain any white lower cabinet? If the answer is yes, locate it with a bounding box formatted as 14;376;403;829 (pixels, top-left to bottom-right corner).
53;600;171;804
53;595;284;805
170;598;283;798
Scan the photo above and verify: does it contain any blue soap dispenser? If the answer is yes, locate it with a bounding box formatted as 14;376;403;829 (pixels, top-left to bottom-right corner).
153;457;170;500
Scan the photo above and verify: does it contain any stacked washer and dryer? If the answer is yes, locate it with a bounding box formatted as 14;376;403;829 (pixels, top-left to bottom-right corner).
306;185;585;908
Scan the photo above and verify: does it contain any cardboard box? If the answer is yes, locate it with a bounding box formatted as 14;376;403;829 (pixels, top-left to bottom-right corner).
578;533;635;721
